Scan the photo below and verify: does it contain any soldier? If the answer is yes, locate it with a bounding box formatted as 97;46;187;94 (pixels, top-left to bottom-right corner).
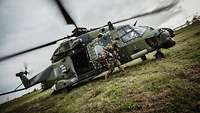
96;52;108;70
95;33;109;69
108;21;115;30
103;43;125;80
96;33;103;42
100;28;106;34
111;41;120;55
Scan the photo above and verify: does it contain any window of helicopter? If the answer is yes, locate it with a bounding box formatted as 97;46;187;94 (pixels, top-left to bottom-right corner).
121;31;139;42
132;26;146;36
100;35;112;47
117;25;134;37
94;45;104;57
117;28;126;38
53;47;60;56
123;25;133;33
117;25;139;42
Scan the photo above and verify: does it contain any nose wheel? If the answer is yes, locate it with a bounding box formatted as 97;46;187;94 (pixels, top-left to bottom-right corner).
141;55;147;61
155;49;165;59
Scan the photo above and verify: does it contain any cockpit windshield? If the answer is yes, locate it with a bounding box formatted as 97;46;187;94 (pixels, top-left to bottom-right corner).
132;26;146;36
117;25;147;42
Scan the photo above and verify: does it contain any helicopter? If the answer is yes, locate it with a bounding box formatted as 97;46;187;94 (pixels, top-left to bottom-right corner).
0;0;177;96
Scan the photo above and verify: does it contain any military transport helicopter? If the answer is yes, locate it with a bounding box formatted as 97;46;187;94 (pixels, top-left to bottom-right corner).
0;0;177;96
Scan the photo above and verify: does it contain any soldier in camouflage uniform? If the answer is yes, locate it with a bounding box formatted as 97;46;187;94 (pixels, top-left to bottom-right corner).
95;28;125;80
95;33;108;69
103;42;125;80
96;52;108;70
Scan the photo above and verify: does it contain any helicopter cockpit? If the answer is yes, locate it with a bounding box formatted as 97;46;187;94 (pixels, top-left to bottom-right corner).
117;25;146;42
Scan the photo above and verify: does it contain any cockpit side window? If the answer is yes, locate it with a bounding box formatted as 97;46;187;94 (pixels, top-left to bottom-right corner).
117;29;126;38
100;35;112;47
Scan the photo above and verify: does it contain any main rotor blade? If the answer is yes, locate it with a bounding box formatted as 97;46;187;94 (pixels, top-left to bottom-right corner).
90;0;179;31
54;0;77;28
0;88;26;96
0;36;70;62
14;83;23;90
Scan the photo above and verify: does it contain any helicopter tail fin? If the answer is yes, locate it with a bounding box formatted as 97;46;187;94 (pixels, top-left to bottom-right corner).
16;72;30;88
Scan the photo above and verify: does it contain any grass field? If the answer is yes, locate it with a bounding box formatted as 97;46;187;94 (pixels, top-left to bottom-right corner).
0;22;200;113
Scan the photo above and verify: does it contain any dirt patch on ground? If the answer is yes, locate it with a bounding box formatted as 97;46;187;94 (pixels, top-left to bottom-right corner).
184;64;200;83
123;89;171;113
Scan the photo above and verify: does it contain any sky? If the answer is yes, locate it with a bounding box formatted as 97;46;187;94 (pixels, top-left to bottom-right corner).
0;0;199;104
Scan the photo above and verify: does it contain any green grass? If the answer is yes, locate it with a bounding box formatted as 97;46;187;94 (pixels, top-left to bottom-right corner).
1;22;200;113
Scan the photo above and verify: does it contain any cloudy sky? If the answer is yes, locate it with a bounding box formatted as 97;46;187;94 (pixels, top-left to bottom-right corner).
0;0;199;103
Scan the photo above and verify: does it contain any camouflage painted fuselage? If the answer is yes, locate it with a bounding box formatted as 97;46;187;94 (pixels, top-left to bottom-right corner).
18;24;175;91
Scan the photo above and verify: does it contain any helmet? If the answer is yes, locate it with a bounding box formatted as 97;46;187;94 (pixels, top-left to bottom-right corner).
98;33;103;38
100;28;105;33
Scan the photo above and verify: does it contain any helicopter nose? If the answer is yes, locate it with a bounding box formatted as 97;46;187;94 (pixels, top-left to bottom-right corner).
169;38;176;47
161;38;176;49
168;39;176;47
170;38;176;46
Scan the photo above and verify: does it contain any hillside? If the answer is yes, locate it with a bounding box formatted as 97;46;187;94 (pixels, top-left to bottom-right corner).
0;22;200;113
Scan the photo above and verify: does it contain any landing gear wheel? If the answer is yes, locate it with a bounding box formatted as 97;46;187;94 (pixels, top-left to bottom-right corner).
155;50;165;59
141;55;147;61
65;85;72;92
51;86;71;95
62;87;71;93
